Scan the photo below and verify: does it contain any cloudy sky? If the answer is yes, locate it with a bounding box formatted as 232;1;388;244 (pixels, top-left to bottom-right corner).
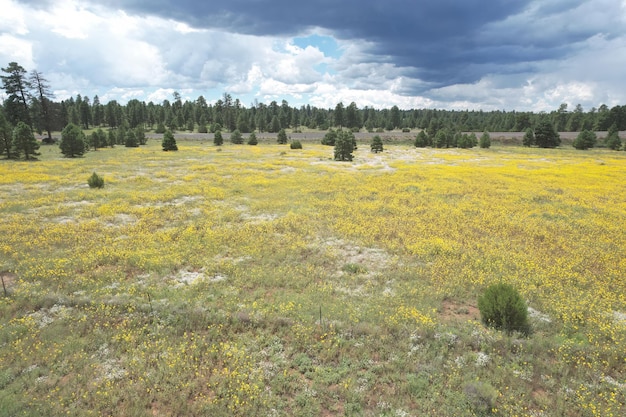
1;0;625;111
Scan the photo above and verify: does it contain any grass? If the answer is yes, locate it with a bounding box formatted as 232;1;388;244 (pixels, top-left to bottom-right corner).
0;140;625;416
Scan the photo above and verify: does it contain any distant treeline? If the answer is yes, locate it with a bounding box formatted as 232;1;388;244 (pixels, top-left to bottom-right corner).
15;95;626;136
2;62;626;136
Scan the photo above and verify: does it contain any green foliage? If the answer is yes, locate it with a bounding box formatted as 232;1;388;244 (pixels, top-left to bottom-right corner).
88;128;106;151
479;131;491;148
478;283;530;335
210;123;222;134
572;129;597;150
342;263;368;274
433;129;449;148
11;121;40;160
135;127;147;145
522;127;535;147
605;124;622;150
464;381;497;415
230;129;243;144
457;133;477;149
197;118;208;134
107;129;116;147
0;110;14;159
534;120;560;148
162;129;178;151
370;135;383;153
60;123;86;157
87;172;104;189
290;140;302;149
155;122;166;134
124;129;138;147
1;62;31;126
247;132;258;145
414;130;429;147
213;130;223;146
321;128;337;146
277;128;288;144
334;130;354;161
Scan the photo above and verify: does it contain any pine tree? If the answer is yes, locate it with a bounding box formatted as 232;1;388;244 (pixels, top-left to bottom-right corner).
162;129;178;151
479;131;491;148
125;129;138;147
414;130;429;147
214;130;223;146
371;135;383;153
605;124;622;150
322;128;337;146
1;62;31;125
60;123;86;157
277;128;288;144
0;111;13;159
522;127;535;147
534;120;560;148
334;130;354;161
247;132;258;145
11;121;40;160
230;129;243;144
572;130;597;150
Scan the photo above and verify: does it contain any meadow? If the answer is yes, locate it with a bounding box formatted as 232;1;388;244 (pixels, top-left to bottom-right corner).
0;138;625;416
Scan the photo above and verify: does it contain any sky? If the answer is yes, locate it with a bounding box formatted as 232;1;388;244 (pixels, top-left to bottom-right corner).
1;0;626;111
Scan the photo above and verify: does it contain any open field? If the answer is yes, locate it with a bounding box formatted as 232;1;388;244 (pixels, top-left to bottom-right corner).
1;140;625;416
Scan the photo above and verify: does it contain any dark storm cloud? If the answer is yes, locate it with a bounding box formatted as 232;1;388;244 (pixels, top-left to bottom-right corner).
101;0;586;88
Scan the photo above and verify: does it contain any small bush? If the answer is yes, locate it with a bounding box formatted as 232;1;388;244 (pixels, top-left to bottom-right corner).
478;282;530;335
290;140;302;149
402;128;411;133
88;172;104;189
464;381;497;414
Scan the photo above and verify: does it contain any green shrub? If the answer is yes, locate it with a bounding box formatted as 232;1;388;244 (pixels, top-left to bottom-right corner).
290;140;302;149
464;381;497;415
88;172;104;189
478;282;530;335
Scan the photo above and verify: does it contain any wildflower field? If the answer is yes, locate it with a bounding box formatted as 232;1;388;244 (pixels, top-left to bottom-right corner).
1;139;625;416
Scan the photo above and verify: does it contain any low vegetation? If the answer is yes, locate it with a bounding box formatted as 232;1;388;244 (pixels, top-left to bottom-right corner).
0;140;624;416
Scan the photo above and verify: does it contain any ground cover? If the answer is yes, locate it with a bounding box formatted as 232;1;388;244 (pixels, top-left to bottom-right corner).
0;140;625;416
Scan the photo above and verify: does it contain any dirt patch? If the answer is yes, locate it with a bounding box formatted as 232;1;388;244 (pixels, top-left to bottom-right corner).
440;299;480;322
322;237;392;278
1;271;17;293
